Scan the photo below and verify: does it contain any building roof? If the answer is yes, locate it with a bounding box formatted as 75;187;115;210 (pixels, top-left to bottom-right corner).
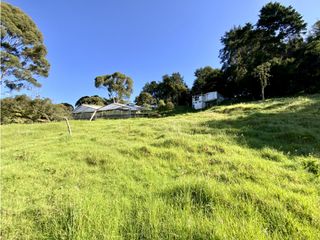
98;103;131;111
72;104;102;113
192;91;217;98
73;103;144;114
126;104;145;111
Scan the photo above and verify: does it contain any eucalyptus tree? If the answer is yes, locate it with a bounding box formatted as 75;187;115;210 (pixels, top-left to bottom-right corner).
94;72;133;103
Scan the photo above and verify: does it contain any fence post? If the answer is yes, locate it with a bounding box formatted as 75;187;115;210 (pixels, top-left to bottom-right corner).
64;117;72;136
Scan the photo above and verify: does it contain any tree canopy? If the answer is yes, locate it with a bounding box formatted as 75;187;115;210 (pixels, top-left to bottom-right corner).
138;73;190;106
94;72;133;103
218;1;315;99
0;2;50;91
134;92;156;106
191;67;225;95
75;95;110;107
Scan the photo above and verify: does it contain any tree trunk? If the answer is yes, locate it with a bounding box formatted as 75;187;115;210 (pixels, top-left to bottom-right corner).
261;86;265;101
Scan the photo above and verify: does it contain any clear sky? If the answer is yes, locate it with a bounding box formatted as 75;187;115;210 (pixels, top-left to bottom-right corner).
4;0;320;105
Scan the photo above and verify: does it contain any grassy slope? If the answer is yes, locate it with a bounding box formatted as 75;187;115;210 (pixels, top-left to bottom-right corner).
1;95;320;240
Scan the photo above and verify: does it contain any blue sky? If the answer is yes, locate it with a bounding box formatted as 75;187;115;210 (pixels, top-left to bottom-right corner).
4;0;320;105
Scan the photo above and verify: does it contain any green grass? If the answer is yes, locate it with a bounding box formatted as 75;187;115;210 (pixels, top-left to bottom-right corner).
1;95;320;239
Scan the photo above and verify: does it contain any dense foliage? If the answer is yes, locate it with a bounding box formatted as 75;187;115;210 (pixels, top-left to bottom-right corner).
75;95;110;107
219;2;319;99
134;92;156;106
191;67;225;95
0;95;71;124
136;72;190;108
0;2;50;91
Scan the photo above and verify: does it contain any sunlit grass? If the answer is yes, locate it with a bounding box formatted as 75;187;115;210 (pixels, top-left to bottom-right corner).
1;94;320;239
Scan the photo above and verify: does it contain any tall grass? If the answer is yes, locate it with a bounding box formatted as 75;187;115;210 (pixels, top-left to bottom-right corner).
1;95;320;239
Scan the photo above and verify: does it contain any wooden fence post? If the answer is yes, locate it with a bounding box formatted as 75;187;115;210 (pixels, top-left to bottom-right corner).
64;117;72;136
90;110;97;121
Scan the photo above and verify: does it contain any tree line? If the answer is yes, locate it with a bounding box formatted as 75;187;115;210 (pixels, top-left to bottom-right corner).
134;2;319;107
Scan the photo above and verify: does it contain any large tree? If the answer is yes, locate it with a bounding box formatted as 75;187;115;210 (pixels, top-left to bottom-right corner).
137;73;190;106
134;92;156;106
220;2;307;99
0;2;50;91
94;72;133;103
191;66;225;95
160;73;189;105
220;23;261;97
257;2;306;43
142;81;160;99
294;21;320;93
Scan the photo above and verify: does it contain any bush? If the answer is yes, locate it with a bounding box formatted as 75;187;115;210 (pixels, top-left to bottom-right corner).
158;100;175;111
0;95;72;124
166;101;175;110
158;100;166;111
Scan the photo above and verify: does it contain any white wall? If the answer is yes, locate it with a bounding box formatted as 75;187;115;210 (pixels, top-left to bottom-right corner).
192;91;219;109
205;92;217;101
192;95;205;109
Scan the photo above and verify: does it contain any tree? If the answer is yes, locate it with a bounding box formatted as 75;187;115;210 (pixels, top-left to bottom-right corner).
61;103;74;112
256;2;306;97
294;21;320;93
135;92;156;106
94;72;133;103
257;2;306;42
0;2;50;91
220;23;261;97
253;62;272;100
308;20;320;40
219;2;307;99
75;95;109;107
142;81;160;99
137;73;190;106
160;73;189;105
191;67;225;95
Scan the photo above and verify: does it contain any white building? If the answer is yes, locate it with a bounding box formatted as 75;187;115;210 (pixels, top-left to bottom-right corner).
192;91;223;110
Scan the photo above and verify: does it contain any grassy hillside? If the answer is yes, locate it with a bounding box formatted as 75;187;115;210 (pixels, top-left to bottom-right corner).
1;95;320;240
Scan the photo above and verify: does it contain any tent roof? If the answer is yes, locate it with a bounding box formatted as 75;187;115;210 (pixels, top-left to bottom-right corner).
73;104;102;113
73;103;144;113
98;103;131;111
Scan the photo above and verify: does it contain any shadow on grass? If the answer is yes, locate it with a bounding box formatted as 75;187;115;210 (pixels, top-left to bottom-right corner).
156;106;197;118
202;101;320;157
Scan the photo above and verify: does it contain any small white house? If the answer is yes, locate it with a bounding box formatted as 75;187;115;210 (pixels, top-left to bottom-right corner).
192;91;223;110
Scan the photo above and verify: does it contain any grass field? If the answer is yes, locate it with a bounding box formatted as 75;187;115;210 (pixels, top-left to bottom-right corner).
1;95;320;239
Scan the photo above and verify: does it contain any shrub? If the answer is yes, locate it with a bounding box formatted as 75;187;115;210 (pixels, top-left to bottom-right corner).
166;101;175;111
158;100;166;111
303;160;319;175
158;100;174;111
0;95;72;124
